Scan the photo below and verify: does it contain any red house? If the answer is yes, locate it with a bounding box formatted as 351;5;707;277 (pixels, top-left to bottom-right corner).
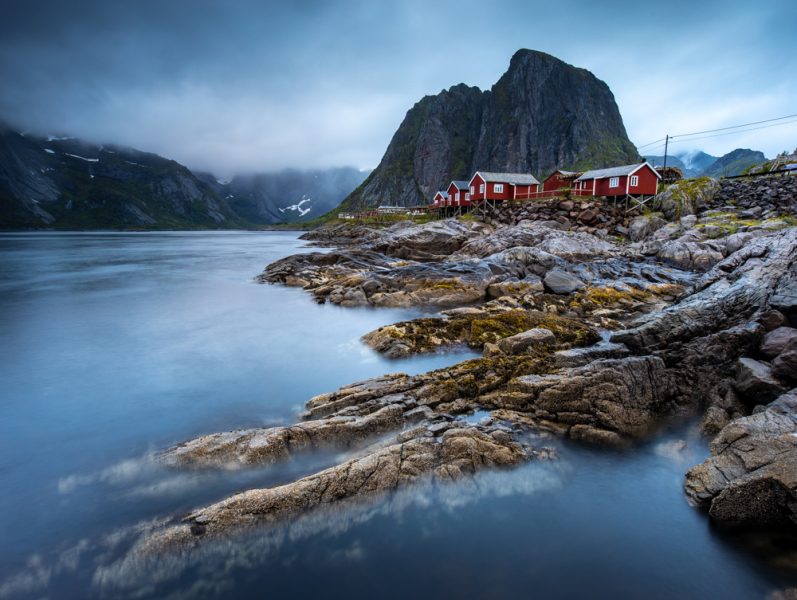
468;172;541;204
432;191;448;208
447;180;471;206
574;162;661;197
542;170;582;193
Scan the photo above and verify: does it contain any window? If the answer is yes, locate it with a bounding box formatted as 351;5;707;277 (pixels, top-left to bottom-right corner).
480;184;485;193
630;175;639;187
494;183;504;193
465;193;470;201
470;186;475;195
609;176;619;188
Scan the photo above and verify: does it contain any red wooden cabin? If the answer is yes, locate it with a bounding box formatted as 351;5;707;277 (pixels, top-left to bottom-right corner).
574;162;661;197
432;191;448;208
542;170;582;193
447;180;471;206
468;172;541;203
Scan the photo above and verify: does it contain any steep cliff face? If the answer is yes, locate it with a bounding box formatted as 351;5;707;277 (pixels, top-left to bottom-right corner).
339;50;640;211
344;84;485;210
474;50;638;177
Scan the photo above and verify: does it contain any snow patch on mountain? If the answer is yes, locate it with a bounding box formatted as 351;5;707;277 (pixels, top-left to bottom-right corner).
279;197;312;217
65;153;99;162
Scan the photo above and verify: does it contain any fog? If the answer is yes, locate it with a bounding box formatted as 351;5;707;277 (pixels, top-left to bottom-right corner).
1;0;795;176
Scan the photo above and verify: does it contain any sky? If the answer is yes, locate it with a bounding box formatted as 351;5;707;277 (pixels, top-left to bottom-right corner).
0;0;795;177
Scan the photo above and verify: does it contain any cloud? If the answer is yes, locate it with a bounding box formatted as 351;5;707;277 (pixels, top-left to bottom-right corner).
1;0;795;174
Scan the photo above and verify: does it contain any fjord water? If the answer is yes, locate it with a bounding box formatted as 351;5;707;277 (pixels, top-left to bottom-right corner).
0;232;792;599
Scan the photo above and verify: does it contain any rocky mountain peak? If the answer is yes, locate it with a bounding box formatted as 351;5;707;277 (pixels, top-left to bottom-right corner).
340;49;640;212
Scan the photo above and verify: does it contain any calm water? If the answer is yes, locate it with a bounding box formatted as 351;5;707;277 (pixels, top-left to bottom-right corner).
0;231;793;599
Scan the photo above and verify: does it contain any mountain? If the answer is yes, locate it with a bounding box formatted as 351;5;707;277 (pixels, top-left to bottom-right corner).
0;126;367;229
644;154;690;175
339;49;640;211
702;148;767;178
0;127;242;229
203;168;370;224
643;151;720;178
678;150;719;175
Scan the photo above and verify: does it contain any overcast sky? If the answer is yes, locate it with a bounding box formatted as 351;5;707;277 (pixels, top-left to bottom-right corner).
1;0;795;176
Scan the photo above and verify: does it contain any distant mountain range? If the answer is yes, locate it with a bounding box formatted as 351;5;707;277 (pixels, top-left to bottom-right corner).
197;168;369;225
0;127;368;229
339;49;640;212
644;148;766;178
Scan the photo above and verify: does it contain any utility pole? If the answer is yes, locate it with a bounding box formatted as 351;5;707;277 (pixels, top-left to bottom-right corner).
663;134;670;171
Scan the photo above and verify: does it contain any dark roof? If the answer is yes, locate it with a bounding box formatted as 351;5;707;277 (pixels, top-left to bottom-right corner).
473;171;541;185
576;162;660;181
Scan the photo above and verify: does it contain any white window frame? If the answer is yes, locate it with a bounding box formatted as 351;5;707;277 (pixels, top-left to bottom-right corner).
465;193;470;201
609;176;619;188
480;183;485;193
470;186;475;195
630;175;639;187
494;183;504;193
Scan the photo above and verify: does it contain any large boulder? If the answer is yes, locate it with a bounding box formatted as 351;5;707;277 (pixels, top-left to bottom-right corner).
656;240;724;272
628;214;667;242
543;269;584;294
772;338;797;381
734;357;787;403
760;327;797;359
684;390;797;527
653;178;720;220
496;328;556;355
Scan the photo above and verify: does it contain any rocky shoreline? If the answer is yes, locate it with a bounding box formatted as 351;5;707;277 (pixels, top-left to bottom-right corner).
129;177;796;578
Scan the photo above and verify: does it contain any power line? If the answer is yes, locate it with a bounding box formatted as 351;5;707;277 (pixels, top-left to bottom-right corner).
667;118;797;145
636;137;667;150
671;113;797;139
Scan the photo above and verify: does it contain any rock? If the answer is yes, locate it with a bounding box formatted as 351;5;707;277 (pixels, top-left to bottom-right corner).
772;339;797;381
553;340;630;368
577;208;599;225
482;342;502;357
151;424;538;550
486;276;543;299
628;214;666;242
760;310;787;331
496;328;555;355
543;269;584;294
684;389;797;527
760;327;797;359
735;358;787;402
656;240;724;271
653;179;720;221
558;200;574;211
490;356;678;445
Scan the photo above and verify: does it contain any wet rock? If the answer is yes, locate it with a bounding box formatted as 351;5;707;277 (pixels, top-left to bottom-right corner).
735;358;787;403
761;327;797;359
362;310;598;358
491;356;677;446
685;389;797;527
147;424;540;551
553;340;630;368
543;269;583;294
760;310;787;332
496;328;555;355
772;339;797;381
